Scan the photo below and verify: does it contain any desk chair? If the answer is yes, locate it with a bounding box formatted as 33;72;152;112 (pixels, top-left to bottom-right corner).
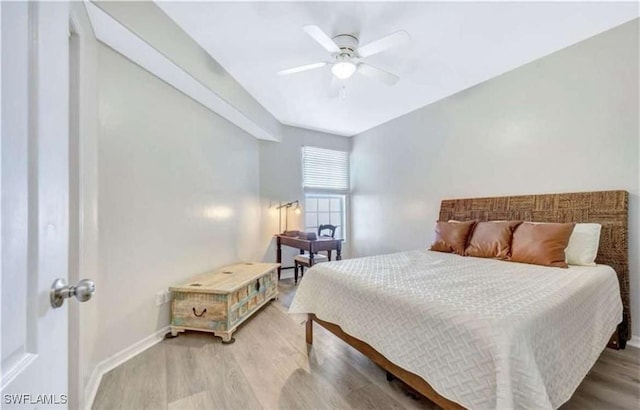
294;225;337;284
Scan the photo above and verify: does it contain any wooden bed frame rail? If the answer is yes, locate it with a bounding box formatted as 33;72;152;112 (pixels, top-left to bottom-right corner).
306;314;465;410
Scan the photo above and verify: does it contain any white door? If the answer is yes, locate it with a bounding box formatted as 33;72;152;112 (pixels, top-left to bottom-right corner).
1;2;72;407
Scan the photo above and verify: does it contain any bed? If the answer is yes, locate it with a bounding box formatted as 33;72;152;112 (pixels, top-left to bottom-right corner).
288;190;630;410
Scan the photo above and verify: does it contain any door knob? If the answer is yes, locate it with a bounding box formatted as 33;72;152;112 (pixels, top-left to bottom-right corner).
50;278;96;308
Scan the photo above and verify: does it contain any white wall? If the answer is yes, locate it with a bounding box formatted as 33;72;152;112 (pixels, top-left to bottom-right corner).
351;20;639;338
93;43;261;364
258;126;351;271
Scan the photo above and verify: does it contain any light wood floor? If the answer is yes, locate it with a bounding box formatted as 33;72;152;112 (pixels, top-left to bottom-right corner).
93;277;640;410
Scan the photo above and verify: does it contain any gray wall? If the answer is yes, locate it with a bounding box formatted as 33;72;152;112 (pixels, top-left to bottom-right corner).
258;126;352;272
94;43;261;364
82;3;352;403
350;20;639;339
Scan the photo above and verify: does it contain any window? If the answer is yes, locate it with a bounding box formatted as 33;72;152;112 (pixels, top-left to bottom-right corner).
304;194;346;240
301;146;349;240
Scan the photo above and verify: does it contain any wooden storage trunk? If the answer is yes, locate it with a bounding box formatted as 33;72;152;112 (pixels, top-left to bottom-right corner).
169;262;280;343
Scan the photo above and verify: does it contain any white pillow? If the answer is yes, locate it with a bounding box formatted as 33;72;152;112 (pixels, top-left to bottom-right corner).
565;223;602;266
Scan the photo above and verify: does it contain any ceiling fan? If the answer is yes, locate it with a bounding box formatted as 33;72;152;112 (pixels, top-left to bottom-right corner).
278;25;409;88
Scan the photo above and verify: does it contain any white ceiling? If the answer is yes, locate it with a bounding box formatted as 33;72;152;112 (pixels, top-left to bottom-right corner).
157;2;638;137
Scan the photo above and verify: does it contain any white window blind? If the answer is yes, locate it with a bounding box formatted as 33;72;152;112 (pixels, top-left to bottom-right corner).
302;146;349;191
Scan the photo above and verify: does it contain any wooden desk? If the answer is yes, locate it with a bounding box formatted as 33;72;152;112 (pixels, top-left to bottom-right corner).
275;235;342;279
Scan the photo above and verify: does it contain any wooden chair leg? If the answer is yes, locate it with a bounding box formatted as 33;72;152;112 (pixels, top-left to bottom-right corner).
300;265;304;278
294;262;299;285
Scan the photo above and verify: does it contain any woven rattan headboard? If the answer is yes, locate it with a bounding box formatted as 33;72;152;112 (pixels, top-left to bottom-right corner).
439;190;630;345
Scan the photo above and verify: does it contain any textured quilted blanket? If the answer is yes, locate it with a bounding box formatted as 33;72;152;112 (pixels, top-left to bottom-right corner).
289;250;622;409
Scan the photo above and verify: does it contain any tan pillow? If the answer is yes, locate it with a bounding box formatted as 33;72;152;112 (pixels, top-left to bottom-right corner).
430;220;477;255
465;221;522;259
510;222;575;268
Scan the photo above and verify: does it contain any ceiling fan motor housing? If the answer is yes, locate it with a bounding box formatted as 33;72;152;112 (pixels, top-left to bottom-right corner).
332;34;359;58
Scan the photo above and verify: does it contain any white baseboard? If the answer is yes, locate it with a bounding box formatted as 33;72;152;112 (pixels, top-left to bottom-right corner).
84;326;170;410
627;335;640;348
84;364;103;410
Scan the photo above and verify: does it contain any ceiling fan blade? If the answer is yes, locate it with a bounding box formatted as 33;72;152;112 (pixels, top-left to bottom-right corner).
303;25;341;53
358;30;409;58
357;63;399;86
277;62;327;76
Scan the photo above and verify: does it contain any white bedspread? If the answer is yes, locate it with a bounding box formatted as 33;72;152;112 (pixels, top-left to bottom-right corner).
288;250;622;409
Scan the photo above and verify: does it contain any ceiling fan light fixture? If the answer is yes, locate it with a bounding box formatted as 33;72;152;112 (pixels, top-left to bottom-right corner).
331;61;357;79
279;25;407;91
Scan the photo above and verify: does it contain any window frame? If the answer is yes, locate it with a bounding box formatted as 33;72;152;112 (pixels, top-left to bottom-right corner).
303;193;348;243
